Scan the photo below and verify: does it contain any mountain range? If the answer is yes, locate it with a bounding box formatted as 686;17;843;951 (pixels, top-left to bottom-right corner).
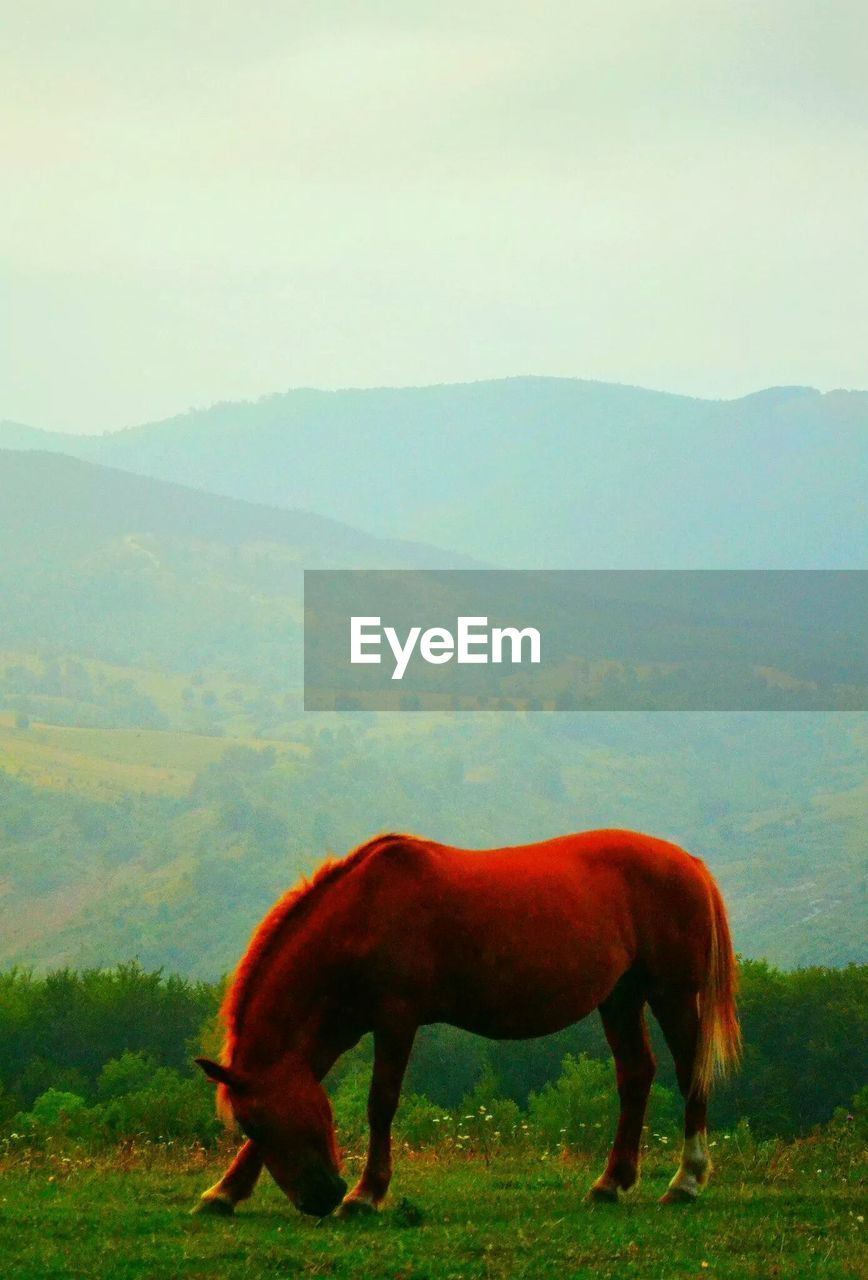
3;378;866;568
0;378;864;974
0;449;470;674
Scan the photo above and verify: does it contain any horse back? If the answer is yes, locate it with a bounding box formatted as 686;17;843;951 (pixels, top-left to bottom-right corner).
352;830;715;1035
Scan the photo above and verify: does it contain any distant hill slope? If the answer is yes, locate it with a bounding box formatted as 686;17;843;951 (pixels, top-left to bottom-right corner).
0;450;469;673
3;378;865;567
0;421;77;451
0;449;471;567
1;450;864;706
0;393;865;975
0;711;864;974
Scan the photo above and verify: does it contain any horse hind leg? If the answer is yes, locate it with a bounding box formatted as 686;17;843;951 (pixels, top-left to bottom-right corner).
589;977;656;1203
649;988;711;1204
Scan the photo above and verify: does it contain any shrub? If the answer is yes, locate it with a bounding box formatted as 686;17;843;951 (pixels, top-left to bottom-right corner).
28;1088;88;1128
330;1059;371;1151
13;1088;91;1144
395;1093;445;1148
454;1066;522;1152
10;1071;220;1149
98;1051;156;1100
529;1053;679;1153
96;1067;220;1144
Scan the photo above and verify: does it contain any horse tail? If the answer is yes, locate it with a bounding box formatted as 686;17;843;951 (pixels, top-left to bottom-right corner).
692;865;741;1098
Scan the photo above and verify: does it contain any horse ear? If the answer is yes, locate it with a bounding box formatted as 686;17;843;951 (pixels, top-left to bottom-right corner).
194;1057;245;1090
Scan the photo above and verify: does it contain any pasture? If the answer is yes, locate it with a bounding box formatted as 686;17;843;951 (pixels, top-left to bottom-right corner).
3;1133;864;1279
0;712;304;798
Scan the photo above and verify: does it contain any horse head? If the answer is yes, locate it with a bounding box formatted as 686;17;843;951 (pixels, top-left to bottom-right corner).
195;1054;347;1217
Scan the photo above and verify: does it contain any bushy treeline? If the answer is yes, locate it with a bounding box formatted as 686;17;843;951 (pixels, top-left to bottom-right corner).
0;964;215;1119
0;961;864;1149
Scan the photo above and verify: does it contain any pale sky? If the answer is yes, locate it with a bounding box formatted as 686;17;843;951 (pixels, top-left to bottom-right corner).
2;1;866;432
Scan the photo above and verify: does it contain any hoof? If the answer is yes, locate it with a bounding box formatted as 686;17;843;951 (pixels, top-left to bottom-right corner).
192;1193;235;1217
588;1183;619;1204
336;1197;377;1219
659;1186;697;1206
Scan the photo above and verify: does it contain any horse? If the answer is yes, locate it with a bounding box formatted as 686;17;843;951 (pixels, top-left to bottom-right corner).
194;829;740;1218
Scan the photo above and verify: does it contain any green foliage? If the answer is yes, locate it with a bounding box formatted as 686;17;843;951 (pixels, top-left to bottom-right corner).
0;961;864;1153
2;712;865;975
459;1065;523;1140
95;1068;220;1145
848;1083;868;1140
529;1054;618;1151
0;965;216;1111
11;1087;92;1146
528;1053;679;1152
393;1094;446;1148
710;960;868;1136
98;1051;157;1099
26;1089;88;1129
330;1050;373;1150
13;1070;219;1150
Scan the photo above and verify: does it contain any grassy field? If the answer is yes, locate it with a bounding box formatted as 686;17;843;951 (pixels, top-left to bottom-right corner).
0;651;271;728
2;1138;864;1279
0;714;305;798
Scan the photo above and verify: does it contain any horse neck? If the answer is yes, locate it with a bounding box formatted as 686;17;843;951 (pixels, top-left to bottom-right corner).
232;905;354;1080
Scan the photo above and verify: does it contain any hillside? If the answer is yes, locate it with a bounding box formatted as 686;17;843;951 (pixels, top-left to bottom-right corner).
0;450;468;676
0;449;469;568
0;402;864;976
1;450;862;710
0;710;864;974
3;378;866;568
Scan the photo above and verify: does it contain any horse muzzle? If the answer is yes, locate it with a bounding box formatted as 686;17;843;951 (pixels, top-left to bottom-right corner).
296;1171;347;1218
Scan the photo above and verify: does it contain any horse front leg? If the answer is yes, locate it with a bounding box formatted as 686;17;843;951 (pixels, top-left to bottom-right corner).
194;1139;264;1215
339;1018;416;1215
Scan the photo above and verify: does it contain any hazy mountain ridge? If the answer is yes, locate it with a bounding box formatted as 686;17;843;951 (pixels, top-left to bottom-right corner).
1;449;863;706
3;378;865;568
0;450;473;676
0;386;864;974
0;449;475;567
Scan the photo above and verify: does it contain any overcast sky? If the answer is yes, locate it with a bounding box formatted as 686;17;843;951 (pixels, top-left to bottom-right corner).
2;1;866;432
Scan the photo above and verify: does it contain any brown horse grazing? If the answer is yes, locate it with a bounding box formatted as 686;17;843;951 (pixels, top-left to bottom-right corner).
194;829;740;1218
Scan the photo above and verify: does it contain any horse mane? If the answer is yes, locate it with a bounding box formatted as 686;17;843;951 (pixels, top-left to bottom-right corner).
220;832;409;1064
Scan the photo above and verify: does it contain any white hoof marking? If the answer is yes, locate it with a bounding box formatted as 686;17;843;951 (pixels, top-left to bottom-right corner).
667;1131;710;1198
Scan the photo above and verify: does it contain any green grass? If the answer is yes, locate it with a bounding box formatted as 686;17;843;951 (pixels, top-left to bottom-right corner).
2;1139;864;1279
0;650;269;725
0;714;305;797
